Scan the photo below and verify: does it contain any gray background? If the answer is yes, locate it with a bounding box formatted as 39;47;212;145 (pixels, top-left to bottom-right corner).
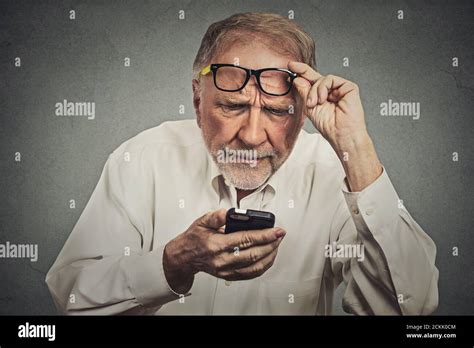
0;0;473;315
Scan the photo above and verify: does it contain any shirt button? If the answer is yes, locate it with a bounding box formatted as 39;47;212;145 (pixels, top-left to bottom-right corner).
366;208;374;216
225;280;232;286
352;207;359;215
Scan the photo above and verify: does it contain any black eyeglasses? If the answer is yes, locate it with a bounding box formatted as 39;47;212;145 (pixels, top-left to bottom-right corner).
199;63;298;96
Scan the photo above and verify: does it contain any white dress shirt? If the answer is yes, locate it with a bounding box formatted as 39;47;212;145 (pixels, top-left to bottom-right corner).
46;119;439;315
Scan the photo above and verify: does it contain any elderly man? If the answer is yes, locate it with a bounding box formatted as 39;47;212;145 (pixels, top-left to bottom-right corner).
46;12;438;315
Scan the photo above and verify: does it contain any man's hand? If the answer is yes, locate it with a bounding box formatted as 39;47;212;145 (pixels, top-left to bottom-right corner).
289;61;383;191
163;209;285;294
289;61;367;145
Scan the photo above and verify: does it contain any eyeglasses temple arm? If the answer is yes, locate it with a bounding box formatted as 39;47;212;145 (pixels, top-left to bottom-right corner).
199;65;211;76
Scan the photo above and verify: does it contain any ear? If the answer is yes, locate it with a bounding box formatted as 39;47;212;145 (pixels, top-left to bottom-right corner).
192;79;202;128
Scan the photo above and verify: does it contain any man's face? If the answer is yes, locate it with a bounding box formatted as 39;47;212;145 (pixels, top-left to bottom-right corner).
193;41;305;190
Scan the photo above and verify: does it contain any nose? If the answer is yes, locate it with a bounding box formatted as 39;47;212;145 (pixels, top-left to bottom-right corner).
237;105;268;148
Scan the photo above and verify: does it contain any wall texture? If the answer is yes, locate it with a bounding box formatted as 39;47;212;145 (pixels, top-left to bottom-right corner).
0;0;473;315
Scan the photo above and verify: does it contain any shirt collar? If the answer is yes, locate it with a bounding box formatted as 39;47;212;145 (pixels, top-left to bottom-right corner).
207;152;222;196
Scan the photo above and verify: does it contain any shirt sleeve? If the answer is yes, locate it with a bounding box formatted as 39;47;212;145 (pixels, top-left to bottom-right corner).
329;166;439;315
45;148;184;315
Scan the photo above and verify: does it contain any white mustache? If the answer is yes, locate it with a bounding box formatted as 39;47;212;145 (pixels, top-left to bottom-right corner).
219;147;276;158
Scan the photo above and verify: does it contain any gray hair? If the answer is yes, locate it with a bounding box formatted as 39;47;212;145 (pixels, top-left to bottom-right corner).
192;12;316;79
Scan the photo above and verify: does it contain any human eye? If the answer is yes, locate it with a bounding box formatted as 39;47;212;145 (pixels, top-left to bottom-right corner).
264;106;289;117
220;103;247;114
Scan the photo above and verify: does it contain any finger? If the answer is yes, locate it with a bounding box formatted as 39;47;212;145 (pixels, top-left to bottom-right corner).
306;78;324;108
317;78;328;105
220;227;286;250
327;81;359;103
292;76;312;104
317;75;348;105
220;237;283;270
218;248;278;281
197;209;227;230
288;61;322;83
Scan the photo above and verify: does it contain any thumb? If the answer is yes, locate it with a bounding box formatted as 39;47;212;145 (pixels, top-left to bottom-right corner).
198;208;227;230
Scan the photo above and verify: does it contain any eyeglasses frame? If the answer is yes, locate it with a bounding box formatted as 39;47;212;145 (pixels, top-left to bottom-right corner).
199;63;298;96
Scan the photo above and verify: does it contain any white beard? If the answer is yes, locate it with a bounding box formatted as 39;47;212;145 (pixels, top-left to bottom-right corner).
217;160;273;190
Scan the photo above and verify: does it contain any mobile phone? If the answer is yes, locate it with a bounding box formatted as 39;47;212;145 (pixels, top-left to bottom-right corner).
224;208;275;233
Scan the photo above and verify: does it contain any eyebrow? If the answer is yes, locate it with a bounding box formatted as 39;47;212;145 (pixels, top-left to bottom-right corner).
216;96;248;105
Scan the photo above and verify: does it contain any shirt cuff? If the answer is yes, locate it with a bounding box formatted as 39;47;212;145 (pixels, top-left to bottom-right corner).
120;245;191;308
341;166;401;237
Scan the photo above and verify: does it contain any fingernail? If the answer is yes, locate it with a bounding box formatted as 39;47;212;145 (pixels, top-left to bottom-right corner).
306;98;312;107
275;229;286;238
